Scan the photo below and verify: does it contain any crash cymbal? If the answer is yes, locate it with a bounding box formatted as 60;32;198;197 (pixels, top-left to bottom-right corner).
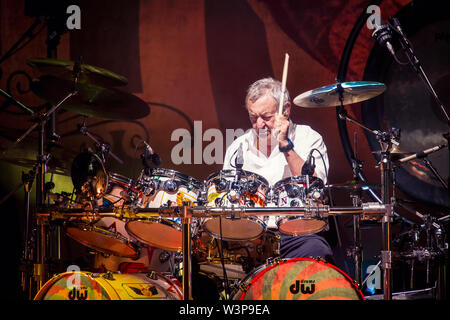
31;75;150;120
27;58;128;88
293;81;386;108
327;180;380;190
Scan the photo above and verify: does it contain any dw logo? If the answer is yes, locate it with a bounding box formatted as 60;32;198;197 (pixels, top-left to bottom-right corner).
289;280;316;295
66;265;88;300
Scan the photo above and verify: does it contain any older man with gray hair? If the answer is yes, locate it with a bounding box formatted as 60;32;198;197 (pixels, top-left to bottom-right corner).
223;77;334;262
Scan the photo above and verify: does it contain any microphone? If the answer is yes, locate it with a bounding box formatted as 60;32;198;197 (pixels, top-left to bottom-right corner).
301;150;315;176
372;21;396;57
235;143;244;169
141;141;162;167
398;144;446;163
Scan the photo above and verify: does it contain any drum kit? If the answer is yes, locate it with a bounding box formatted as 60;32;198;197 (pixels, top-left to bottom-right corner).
0;55;448;301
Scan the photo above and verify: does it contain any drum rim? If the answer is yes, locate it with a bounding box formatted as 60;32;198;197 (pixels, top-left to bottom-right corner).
233;258;365;300
276;216;327;236
202;216;266;241
272;175;324;190
125;218;184;252
149;168;203;189
206;169;269;186
109;172;135;186
65;222;139;258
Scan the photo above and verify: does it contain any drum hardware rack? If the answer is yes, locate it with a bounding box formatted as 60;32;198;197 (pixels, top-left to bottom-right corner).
36;202;390;300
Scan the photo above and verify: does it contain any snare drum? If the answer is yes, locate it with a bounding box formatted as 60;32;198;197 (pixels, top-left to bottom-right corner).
233;258;364;300
34;271;182;300
203;170;269;241
193;230;280;279
272;176;326;236
125;168;203;251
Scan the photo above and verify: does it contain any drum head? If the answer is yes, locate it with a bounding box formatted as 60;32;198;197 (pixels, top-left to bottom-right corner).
125;219;183;251
65;225;138;258
234;258;363;300
203;217;265;241
278;218;327;236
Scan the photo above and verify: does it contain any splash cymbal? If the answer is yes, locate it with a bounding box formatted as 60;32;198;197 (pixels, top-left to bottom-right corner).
293;81;386;108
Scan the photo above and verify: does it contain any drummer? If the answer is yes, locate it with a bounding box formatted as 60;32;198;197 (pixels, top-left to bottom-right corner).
223;77;334;262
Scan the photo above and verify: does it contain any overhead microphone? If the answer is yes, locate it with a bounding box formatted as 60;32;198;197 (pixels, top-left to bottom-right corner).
372;21;396;57
398;144;447;163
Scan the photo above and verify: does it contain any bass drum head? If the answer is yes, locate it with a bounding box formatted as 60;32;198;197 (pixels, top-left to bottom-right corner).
233;258;364;300
34;272;182;300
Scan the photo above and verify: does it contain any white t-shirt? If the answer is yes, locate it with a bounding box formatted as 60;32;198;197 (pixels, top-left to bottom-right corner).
223;121;329;186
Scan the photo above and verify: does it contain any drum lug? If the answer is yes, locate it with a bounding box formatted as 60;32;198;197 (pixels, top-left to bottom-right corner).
102;271;115;281
146;271;159;280
267;257;281;266
315;256;325;263
239;283;249;293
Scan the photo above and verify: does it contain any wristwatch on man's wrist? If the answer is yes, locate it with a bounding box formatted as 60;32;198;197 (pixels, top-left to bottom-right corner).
279;138;294;152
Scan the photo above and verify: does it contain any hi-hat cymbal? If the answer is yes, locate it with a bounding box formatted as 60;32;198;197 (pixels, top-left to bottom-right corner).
327;180;380;190
293;81;386;108
31;75;150;120
27;58;128;88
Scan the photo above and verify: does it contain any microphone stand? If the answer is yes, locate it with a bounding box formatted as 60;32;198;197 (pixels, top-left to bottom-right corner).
388;17;449;125
336;83;396;300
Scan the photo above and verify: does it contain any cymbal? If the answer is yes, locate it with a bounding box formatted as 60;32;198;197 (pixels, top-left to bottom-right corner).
27;58;128;88
0;139;75;175
31;75;150;120
293;81;386;108
327;180;380;190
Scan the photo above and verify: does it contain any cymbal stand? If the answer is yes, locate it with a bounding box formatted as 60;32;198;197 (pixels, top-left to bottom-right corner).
337;85;398;300
78;116;124;165
347;132;364;287
181;202;193;300
388;17;450;125
16;91;78;295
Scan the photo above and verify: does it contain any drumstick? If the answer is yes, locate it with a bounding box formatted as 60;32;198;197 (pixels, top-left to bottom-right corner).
278;53;289;116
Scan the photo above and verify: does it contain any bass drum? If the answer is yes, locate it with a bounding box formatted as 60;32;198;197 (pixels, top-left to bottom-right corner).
233;258;364;300
34;271;182;300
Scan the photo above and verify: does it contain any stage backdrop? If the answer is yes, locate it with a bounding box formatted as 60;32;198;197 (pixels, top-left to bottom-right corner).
2;0;447;299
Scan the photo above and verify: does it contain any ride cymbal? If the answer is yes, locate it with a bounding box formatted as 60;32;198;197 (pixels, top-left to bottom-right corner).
293;81;386;108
